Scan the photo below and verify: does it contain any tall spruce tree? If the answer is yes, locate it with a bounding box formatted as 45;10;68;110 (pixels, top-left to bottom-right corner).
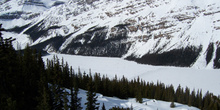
94;73;102;93
37;51;51;110
70;67;82;110
37;86;51;110
85;75;99;110
120;76;129;99
135;85;143;103
63;90;69;110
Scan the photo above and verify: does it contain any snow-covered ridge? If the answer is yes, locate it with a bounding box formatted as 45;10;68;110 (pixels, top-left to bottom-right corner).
1;0;220;68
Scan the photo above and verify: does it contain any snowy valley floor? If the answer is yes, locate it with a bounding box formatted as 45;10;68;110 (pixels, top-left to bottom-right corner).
43;53;220;109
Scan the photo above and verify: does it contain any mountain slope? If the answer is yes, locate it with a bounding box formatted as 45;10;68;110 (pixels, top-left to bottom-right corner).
1;0;220;68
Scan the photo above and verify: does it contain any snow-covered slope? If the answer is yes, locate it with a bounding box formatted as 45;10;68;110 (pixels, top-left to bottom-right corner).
69;89;199;110
1;0;220;68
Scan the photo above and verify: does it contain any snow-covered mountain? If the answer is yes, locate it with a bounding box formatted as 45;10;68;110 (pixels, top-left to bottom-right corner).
1;0;220;68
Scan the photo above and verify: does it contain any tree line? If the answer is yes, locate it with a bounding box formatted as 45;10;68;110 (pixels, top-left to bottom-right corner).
1;25;220;110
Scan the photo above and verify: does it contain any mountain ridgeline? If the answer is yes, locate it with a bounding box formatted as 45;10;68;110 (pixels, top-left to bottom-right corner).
1;0;220;68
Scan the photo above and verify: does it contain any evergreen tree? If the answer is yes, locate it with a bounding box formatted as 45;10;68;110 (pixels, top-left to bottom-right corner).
101;103;106;110
213;102;218;110
70;67;82;110
154;81;163;100
82;72;89;89
85;76;99;110
189;89;195;107
102;75;110;96
203;91;211;110
51;84;64;110
175;84;183;103
37;85;51;110
184;87;190;104
63;91;69;110
112;75;119;97
167;85;175;101
198;90;203;109
37;51;50;110
135;86;143;103
120;76;129;99
170;101;176;108
94;72;102;93
188;93;192;107
62;61;70;87
21;46;42;109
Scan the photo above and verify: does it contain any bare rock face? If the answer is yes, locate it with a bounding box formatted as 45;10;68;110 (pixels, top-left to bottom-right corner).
1;0;220;68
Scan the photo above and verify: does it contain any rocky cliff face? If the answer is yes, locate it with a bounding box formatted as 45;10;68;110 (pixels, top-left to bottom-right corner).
1;0;220;68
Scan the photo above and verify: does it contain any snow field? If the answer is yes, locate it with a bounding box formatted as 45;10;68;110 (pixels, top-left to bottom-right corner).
64;88;199;110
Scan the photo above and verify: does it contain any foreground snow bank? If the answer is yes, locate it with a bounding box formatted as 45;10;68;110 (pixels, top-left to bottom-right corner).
67;89;199;110
43;53;220;96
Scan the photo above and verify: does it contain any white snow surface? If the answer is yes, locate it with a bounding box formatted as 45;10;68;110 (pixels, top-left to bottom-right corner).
43;53;220;97
65;88;199;110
